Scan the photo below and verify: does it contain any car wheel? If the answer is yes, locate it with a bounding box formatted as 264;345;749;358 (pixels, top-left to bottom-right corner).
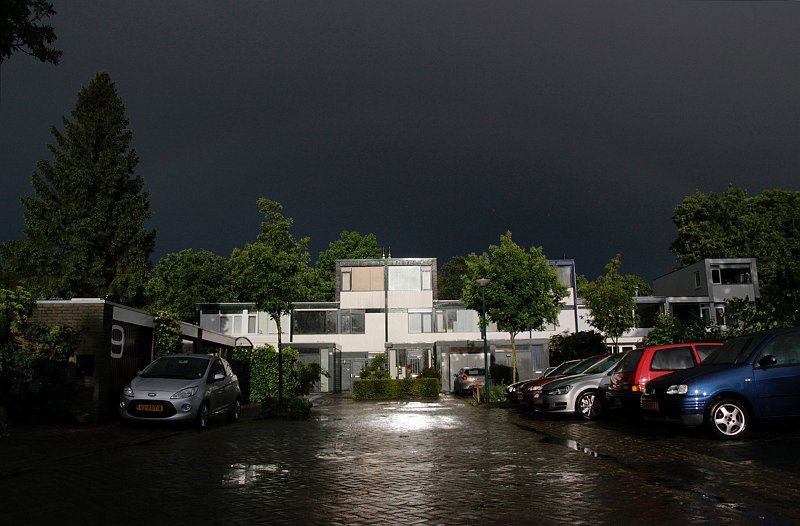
576;391;602;420
195;401;210;430
706;398;748;439
227;398;242;423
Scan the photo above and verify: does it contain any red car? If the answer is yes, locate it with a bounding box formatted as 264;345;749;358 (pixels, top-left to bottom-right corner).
605;342;722;414
517;354;609;407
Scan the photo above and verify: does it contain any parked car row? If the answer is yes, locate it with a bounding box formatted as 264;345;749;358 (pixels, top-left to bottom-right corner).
513;328;800;439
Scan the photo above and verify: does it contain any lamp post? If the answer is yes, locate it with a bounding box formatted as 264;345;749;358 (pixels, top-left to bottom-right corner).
476;278;491;403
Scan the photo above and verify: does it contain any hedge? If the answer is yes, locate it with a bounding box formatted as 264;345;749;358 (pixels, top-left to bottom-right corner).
352;378;440;400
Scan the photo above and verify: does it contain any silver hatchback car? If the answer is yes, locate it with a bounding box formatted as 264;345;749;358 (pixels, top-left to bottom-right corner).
532;352;627;420
453;367;487;395
119;354;242;429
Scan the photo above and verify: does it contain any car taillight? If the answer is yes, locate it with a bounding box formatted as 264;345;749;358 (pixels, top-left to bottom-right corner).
462;375;468;380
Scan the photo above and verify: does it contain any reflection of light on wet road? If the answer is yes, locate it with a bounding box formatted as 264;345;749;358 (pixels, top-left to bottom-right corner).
222;463;288;486
367;402;458;432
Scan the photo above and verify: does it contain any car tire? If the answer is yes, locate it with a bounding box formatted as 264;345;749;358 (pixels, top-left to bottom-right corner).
227;398;242;423
576;390;602;420
195;401;210;430
706;397;748;439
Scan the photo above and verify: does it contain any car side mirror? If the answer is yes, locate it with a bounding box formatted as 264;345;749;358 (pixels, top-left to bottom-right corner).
758;355;778;368
213;372;226;382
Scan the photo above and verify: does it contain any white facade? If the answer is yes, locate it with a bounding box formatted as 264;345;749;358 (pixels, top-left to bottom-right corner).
197;257;759;389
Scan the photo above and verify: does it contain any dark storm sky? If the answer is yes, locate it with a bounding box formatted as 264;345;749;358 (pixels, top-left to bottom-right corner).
2;1;799;282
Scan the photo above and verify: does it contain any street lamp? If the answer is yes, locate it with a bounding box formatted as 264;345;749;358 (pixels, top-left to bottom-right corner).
476;278;491;403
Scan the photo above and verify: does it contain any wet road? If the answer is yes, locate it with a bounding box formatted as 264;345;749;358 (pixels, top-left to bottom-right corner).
1;394;799;525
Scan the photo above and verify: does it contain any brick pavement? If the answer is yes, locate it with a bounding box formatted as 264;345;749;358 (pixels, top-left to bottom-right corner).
1;394;798;525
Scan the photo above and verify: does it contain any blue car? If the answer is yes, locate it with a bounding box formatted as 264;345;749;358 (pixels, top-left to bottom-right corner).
640;328;800;439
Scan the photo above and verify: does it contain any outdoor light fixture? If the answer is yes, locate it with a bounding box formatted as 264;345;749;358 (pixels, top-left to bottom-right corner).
476;278;491;403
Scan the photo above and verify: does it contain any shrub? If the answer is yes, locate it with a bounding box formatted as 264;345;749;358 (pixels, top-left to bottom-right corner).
0;287;79;423
490;363;513;384
418;366;440;379
352;378;439;400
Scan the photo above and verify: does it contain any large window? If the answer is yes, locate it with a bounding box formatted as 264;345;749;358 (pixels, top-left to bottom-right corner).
436;306;479;333
389;265;432;291
408;310;433;333
293;310;338;335
554;265;572;288
340;310;365;334
342;266;384;291
711;264;753;285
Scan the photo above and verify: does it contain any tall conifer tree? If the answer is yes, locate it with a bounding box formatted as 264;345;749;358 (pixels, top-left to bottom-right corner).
3;72;155;305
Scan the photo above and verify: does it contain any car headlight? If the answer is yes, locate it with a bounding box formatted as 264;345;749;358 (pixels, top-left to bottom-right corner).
527;385;543;392
545;385;572;396
171;386;199;399
123;385;134;398
666;384;689;395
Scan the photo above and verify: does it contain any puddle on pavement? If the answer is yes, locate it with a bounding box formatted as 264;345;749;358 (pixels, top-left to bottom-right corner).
222;463;288;486
538;435;615;460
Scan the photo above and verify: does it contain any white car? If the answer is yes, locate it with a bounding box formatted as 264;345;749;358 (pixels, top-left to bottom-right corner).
119;354;241;429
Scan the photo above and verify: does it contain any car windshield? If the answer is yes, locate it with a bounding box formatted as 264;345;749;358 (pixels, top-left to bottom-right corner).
546;360;579;376
141;356;210;380
583;353;625;374
564;355;605;375
703;334;769;365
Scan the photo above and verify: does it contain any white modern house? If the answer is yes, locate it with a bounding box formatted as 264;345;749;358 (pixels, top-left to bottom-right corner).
198;257;760;392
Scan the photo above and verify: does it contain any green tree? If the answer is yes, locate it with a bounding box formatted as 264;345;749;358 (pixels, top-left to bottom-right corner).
548;330;607;364
0;287;78;422
438;255;468;300
670;186;800;326
461;232;567;382
145;249;233;321
230;198;310;406
307;230;382;301
152;309;183;358
581;255;637;350
1;72;155;305
642;313;721;345
0;0;62;64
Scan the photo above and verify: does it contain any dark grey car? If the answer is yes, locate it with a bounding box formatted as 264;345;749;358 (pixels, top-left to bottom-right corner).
119;354;241;429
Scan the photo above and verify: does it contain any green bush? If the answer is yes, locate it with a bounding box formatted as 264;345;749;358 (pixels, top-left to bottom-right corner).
490;363;513;384
352;378;439;400
0;287;79;423
418;366;440;379
358;354;389;379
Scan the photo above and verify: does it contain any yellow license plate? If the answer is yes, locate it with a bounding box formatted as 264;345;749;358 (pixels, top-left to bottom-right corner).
642;401;658;411
137;404;163;412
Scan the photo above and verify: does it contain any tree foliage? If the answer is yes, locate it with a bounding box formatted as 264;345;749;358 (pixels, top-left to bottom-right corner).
230;199;310;404
670;186;800;326
152;309;183;358
548;330;608;364
307;230;382;301
0;0;62;64
359;354;390;380
1;72;155;305
145;249;233;321
461;232;567;382
581;255;637;349
438;255;468;300
0;287;78;422
642;313;722;346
